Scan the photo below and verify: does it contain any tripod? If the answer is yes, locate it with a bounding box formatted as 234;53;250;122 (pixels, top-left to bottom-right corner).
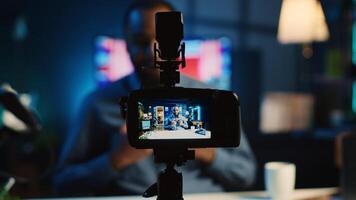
142;11;191;200
143;148;194;200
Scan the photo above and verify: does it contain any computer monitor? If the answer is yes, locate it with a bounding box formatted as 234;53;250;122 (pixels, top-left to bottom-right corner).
94;36;232;89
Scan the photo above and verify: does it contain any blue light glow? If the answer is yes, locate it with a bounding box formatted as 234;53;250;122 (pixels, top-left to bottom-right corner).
197;106;201;120
184;40;201;55
95;52;108;66
353;23;356;65
353;81;356;113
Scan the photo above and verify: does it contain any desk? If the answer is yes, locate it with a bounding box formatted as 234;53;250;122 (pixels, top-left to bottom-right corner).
141;129;211;139
30;187;338;200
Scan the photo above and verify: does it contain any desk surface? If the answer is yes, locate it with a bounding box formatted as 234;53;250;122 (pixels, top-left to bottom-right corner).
142;129;211;139
31;187;338;200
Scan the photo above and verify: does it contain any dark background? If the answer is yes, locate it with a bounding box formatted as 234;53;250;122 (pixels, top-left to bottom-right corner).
0;0;354;197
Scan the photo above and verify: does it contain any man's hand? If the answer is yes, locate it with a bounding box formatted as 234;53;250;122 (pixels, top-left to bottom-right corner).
110;124;152;170
171;120;177;126
194;148;216;165
179;120;184;126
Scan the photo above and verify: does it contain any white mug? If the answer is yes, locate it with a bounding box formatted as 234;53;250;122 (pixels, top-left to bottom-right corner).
264;162;296;200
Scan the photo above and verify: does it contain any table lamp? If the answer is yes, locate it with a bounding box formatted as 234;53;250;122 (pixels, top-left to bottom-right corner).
277;0;330;90
278;0;329;45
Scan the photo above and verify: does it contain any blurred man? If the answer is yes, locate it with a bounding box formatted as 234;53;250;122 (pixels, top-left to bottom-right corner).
54;0;256;196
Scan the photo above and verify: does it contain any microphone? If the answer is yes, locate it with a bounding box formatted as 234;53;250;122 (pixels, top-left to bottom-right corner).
154;12;186;87
155;11;184;60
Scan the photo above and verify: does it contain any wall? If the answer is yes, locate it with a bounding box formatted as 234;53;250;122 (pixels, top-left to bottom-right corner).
0;0;298;136
1;0;131;135
170;0;298;92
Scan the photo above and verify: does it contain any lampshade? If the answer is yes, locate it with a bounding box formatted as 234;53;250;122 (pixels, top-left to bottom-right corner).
277;0;329;44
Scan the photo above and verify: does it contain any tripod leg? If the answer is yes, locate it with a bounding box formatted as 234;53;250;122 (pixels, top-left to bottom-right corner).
143;183;158;198
157;166;183;200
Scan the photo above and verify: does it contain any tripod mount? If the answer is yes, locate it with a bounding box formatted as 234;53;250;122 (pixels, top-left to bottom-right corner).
143;148;194;200
153;38;185;88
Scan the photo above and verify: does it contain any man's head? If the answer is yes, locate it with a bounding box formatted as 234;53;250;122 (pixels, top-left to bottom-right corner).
123;0;174;72
173;106;180;116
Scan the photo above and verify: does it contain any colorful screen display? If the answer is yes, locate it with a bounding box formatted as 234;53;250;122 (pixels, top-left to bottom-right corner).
95;36;231;89
137;99;211;140
95;36;134;85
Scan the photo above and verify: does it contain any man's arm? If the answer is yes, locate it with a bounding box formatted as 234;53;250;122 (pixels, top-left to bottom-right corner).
179;117;188;129
179;75;256;190
53;96;120;195
197;132;257;191
53;95;153;196
165;115;176;130
53;153;120;195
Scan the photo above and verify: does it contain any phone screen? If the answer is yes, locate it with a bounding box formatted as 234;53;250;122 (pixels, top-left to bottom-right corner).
137;99;211;140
